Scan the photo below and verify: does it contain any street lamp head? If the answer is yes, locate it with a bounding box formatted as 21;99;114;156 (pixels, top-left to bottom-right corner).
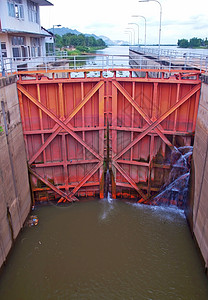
139;0;149;2
132;15;146;20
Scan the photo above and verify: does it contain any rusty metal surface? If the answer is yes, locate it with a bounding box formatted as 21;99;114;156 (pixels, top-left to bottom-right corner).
17;69;201;203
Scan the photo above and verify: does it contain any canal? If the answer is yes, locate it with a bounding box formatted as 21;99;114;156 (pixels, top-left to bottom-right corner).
0;46;208;299
0;200;208;299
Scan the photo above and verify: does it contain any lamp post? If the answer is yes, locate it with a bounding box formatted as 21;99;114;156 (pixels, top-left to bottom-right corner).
139;0;162;54
124;31;132;45
128;23;139;46
126;27;136;45
132;15;147;47
0;41;5;76
53;24;61;55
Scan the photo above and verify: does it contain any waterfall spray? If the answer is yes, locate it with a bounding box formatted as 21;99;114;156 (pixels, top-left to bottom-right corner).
151;146;193;208
104;120;111;199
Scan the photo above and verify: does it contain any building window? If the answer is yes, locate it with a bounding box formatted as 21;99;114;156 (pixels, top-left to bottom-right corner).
11;36;27;59
1;43;7;58
7;0;24;20
45;43;53;55
27;0;39;24
31;38;41;57
12;36;25;46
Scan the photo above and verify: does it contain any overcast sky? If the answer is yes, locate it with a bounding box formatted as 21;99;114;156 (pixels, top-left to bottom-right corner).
40;0;208;44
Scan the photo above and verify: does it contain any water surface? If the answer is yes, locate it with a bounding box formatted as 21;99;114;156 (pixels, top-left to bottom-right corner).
0;200;207;300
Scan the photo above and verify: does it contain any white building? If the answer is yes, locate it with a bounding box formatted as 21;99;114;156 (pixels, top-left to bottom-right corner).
0;0;54;72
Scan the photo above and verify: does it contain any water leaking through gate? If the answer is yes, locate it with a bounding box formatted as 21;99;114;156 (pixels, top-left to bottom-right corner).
16;68;201;205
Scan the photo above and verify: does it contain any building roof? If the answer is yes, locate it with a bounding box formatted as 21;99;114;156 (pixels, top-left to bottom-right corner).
0;28;52;37
32;0;53;6
41;27;53;37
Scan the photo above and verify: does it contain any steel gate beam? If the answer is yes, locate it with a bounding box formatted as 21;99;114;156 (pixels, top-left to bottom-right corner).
29;167;78;202
112;161;147;200
113;83;201;161
17;69;201;202
112;80;174;149
17;82;104;164
33;159;99;168
18;80;105;201
58;161;103;202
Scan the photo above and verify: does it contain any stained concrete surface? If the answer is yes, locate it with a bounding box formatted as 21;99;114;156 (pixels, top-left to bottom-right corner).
0;75;31;268
193;75;208;272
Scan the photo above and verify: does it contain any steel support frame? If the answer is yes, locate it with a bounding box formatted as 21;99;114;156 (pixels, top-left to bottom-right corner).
17;78;105;202
17;69;201;202
110;76;201;201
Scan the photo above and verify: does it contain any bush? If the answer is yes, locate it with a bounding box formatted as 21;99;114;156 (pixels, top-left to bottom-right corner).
76;46;89;52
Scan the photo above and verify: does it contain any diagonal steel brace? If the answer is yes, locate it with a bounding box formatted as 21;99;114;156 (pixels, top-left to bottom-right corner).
113;83;201;160
58;161;103;202
112;161;148;200
29;167;78;202
113;80;174;149
17;82;104;164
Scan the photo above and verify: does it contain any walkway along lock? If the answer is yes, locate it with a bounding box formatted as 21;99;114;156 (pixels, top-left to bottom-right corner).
16;68;201;204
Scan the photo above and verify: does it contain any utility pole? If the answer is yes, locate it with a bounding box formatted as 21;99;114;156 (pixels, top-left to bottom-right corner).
0;40;6;76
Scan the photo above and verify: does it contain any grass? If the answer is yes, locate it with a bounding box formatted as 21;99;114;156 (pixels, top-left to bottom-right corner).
66;46;106;56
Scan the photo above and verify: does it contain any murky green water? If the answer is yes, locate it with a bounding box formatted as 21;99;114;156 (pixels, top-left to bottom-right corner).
0;200;208;300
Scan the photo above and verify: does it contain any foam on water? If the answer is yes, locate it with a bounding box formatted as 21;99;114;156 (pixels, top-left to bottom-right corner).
129;201;186;221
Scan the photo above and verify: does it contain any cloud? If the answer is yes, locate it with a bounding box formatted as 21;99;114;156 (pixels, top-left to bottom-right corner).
85;23;116;30
40;0;208;44
193;23;208;30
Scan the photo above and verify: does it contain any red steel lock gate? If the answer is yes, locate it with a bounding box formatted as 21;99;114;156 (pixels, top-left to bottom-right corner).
17;68;201;203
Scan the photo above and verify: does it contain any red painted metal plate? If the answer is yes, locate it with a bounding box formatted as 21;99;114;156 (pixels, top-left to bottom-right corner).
17;69;201;202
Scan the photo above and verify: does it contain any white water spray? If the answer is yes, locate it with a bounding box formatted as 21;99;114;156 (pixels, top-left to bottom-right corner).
151;146;193;208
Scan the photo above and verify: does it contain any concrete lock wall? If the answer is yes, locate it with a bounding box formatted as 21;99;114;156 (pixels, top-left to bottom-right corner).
0;68;208;272
192;74;208;272
129;50;164;77
0;75;31;268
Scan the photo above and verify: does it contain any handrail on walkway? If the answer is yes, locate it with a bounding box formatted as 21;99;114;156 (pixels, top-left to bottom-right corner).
130;46;208;73
0;51;207;77
16;67;202;81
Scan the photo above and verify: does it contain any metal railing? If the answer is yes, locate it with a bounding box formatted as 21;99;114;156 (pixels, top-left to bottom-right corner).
130;46;208;72
0;50;207;76
1;53;130;75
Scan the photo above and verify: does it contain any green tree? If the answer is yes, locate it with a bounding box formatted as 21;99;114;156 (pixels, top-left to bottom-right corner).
77;34;86;46
55;34;63;48
189;37;201;48
86;36;97;47
62;34;71;47
177;39;189;48
69;35;79;47
54;32;106;51
204;37;208;47
96;38;106;47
